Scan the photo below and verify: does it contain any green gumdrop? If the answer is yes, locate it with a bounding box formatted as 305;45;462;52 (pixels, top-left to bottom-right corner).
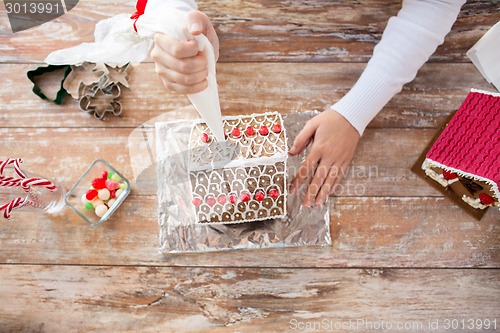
85;202;94;210
107;170;115;179
111;173;122;182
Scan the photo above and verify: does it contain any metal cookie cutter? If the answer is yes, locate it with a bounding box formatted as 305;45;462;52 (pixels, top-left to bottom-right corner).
79;83;123;120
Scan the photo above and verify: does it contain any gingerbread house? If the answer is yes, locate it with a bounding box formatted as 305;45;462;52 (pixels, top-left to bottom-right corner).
188;112;288;223
421;89;499;210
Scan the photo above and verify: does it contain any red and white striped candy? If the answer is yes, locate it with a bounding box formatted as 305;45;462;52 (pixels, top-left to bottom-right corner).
0;158;26;178
0;175;23;188
0;197;25;219
20;177;57;192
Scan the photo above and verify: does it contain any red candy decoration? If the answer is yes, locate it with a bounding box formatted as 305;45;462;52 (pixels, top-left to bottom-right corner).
91;177;106;190
259;125;269;136
200;133;210;143
239;192;251;202
268;188;279;199
272;124;282;133
229;195;237;204
110;190;116;199
478;193;494;205
206;197;216;206
85;189;98;201
192;197;202;206
231;127;241;138
218;195;226;205
245;126;255;136
105;179;119;191
101;170;108;179
255;191;265;201
442;170;457;180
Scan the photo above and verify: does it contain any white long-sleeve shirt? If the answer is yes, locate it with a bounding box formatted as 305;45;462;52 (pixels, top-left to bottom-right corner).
159;0;466;135
332;0;466;135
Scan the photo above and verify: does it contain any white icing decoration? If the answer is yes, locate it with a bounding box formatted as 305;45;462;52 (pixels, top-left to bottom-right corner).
461;195;489;209
422;158;499;205
189;112;289;223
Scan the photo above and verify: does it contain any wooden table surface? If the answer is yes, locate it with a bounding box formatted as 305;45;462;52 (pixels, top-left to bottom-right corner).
1;1;499;332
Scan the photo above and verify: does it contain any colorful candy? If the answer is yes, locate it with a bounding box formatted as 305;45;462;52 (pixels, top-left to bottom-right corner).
255;191;265;201
95;204;108;217
272;124;282;133
82;169;128;218
231;127;241;138
258;125;269;136
98;188;110;201
268;188;280;199
217;195;226;204
229;194;237;204
479;193;494;205
200;132;210;143
91;177;106;190
239;192;251;203
245;126;255;136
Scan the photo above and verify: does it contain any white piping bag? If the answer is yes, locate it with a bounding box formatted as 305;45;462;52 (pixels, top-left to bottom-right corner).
137;8;225;142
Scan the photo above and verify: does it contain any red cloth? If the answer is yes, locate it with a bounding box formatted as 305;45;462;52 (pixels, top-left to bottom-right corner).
130;0;148;32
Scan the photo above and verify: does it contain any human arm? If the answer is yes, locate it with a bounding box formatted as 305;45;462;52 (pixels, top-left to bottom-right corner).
290;0;466;206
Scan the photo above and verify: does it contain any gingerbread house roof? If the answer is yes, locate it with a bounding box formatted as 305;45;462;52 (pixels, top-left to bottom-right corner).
425;89;500;192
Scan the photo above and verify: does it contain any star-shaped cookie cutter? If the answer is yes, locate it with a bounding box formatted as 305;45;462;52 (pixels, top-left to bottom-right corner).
79;82;122;120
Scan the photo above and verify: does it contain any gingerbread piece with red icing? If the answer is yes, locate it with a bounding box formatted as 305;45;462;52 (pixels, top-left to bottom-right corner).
421;89;499;210
188;112;288;223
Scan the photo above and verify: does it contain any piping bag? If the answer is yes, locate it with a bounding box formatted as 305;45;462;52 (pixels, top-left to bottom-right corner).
136;9;225;142
43;5;225;142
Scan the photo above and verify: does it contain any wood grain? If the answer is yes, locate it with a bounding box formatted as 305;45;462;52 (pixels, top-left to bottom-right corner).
0;196;497;267
0;266;498;332
0;0;498;63
0;62;494;129
1;127;452;197
0;0;498;329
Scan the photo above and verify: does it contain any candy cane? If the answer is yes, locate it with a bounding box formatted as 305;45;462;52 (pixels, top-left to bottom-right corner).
0;180;23;188
0;158;26;178
20;177;57;192
0;197;25;219
0;175;24;187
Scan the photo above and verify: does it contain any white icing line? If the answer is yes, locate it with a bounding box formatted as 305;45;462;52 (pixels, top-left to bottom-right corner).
188;152;288;171
189;112;290;223
422;158;500;204
197;212;287;225
462;195;489;209
470;88;500;97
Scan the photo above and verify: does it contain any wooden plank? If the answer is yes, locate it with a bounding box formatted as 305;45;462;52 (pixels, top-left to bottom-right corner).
0;196;497;267
0;63;493;128
0;127;447;197
0;0;497;63
0;266;498;332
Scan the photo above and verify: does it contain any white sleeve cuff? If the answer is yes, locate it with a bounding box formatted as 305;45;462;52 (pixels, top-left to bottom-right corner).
331;66;401;136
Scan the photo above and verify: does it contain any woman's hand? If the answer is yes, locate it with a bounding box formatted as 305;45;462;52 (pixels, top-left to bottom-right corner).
289;109;360;207
150;10;219;94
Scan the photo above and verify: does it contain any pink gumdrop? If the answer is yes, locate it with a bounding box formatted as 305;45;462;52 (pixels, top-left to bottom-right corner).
206;197;216;206
217;195;226;205
105;179;120;191
192;197;202;206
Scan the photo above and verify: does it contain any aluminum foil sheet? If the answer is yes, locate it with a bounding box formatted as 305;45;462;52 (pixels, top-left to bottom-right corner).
155;111;331;253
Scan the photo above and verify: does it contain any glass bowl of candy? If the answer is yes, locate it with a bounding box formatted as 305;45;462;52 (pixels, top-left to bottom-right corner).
65;158;130;227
